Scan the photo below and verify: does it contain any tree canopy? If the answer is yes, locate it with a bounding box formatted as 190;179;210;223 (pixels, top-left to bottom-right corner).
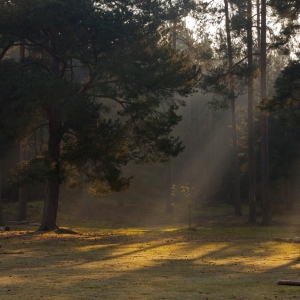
0;0;198;230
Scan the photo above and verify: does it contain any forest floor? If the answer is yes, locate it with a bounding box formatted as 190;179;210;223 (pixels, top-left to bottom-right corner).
1;200;300;299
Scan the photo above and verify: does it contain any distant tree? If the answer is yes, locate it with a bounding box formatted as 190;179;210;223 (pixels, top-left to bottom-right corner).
17;44;27;222
0;0;198;231
164;0;197;213
260;0;272;225
0;170;3;227
224;0;242;216
199;0;245;215
247;0;256;224
258;60;300;209
269;0;300;47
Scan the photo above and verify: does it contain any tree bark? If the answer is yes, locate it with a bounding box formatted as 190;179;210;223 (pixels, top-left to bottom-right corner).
17;44;28;222
277;280;300;286
17;144;27;221
17;141;27;222
38;54;62;231
260;0;271;225
39;180;59;231
165;18;177;213
257;0;261;49
247;0;256;224
38;108;62;231
224;0;242;216
0;171;4;227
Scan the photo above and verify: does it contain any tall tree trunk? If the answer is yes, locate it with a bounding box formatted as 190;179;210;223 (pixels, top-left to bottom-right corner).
224;0;242;216
0;170;3;227
17;142;27;221
247;0;256;223
38;54;62;231
166;19;177;213
257;0;261;50
260;0;271;225
17;44;28;222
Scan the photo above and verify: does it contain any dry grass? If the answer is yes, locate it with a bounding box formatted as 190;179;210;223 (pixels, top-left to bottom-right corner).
2;199;300;299
1;221;300;300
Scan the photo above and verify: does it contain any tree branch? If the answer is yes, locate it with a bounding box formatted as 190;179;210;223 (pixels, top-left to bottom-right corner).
80;75;95;95
88;94;133;105
0;45;13;60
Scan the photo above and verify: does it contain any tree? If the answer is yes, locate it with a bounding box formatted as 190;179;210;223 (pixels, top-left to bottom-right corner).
247;0;256;223
224;0;242;216
17;44;28;222
199;0;244;215
269;0;300;37
260;0;272;225
258;60;300;209
164;0;197;213
0;0;198;231
0;170;3;227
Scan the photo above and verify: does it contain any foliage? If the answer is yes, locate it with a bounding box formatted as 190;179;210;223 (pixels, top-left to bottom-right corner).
0;0;199;195
169;182;196;228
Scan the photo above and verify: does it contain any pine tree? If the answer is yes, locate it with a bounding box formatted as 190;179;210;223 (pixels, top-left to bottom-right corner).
247;0;256;223
260;0;272;225
0;0;198;231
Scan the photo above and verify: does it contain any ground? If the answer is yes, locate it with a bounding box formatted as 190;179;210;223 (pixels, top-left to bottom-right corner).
1;200;300;299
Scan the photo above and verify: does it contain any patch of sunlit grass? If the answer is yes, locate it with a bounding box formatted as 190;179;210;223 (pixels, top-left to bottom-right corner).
0;233;300;299
2;205;300;299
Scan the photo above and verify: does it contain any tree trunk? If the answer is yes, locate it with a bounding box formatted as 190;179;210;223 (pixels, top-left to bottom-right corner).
0;171;4;227
39;180;59;231
38;54;62;231
17;44;28;222
260;0;271;225
277;280;300;286
165;19;177;213
166;164;174;213
38;110;62;231
17;142;27;221
224;0;242;216
247;0;256;224
257;0;261;49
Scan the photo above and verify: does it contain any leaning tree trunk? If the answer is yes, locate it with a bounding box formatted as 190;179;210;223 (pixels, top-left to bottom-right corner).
247;0;256;224
260;0;271;225
38;54;62;231
224;0;242;216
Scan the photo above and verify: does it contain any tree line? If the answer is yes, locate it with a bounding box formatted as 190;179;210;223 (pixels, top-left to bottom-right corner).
0;0;299;230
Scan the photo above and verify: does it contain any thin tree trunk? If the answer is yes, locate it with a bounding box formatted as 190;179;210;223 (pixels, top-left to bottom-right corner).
224;0;242;216
260;0;271;225
17;44;28;222
248;0;256;223
257;0;261;49
166;19;177;213
0;171;3;226
38;54;62;231
188;98;193;184
17;142;27;221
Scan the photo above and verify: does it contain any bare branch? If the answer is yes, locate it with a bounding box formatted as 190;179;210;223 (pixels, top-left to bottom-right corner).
88;94;133;105
0;45;13;60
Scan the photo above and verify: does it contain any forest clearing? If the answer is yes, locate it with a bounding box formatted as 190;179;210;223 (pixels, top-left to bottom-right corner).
1;1;300;298
1;202;300;300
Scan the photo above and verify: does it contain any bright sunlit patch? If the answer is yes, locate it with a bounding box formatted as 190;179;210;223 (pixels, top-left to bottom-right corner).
2;227;300;299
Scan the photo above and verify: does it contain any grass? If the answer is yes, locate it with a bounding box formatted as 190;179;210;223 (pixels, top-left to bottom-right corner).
1;200;300;299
